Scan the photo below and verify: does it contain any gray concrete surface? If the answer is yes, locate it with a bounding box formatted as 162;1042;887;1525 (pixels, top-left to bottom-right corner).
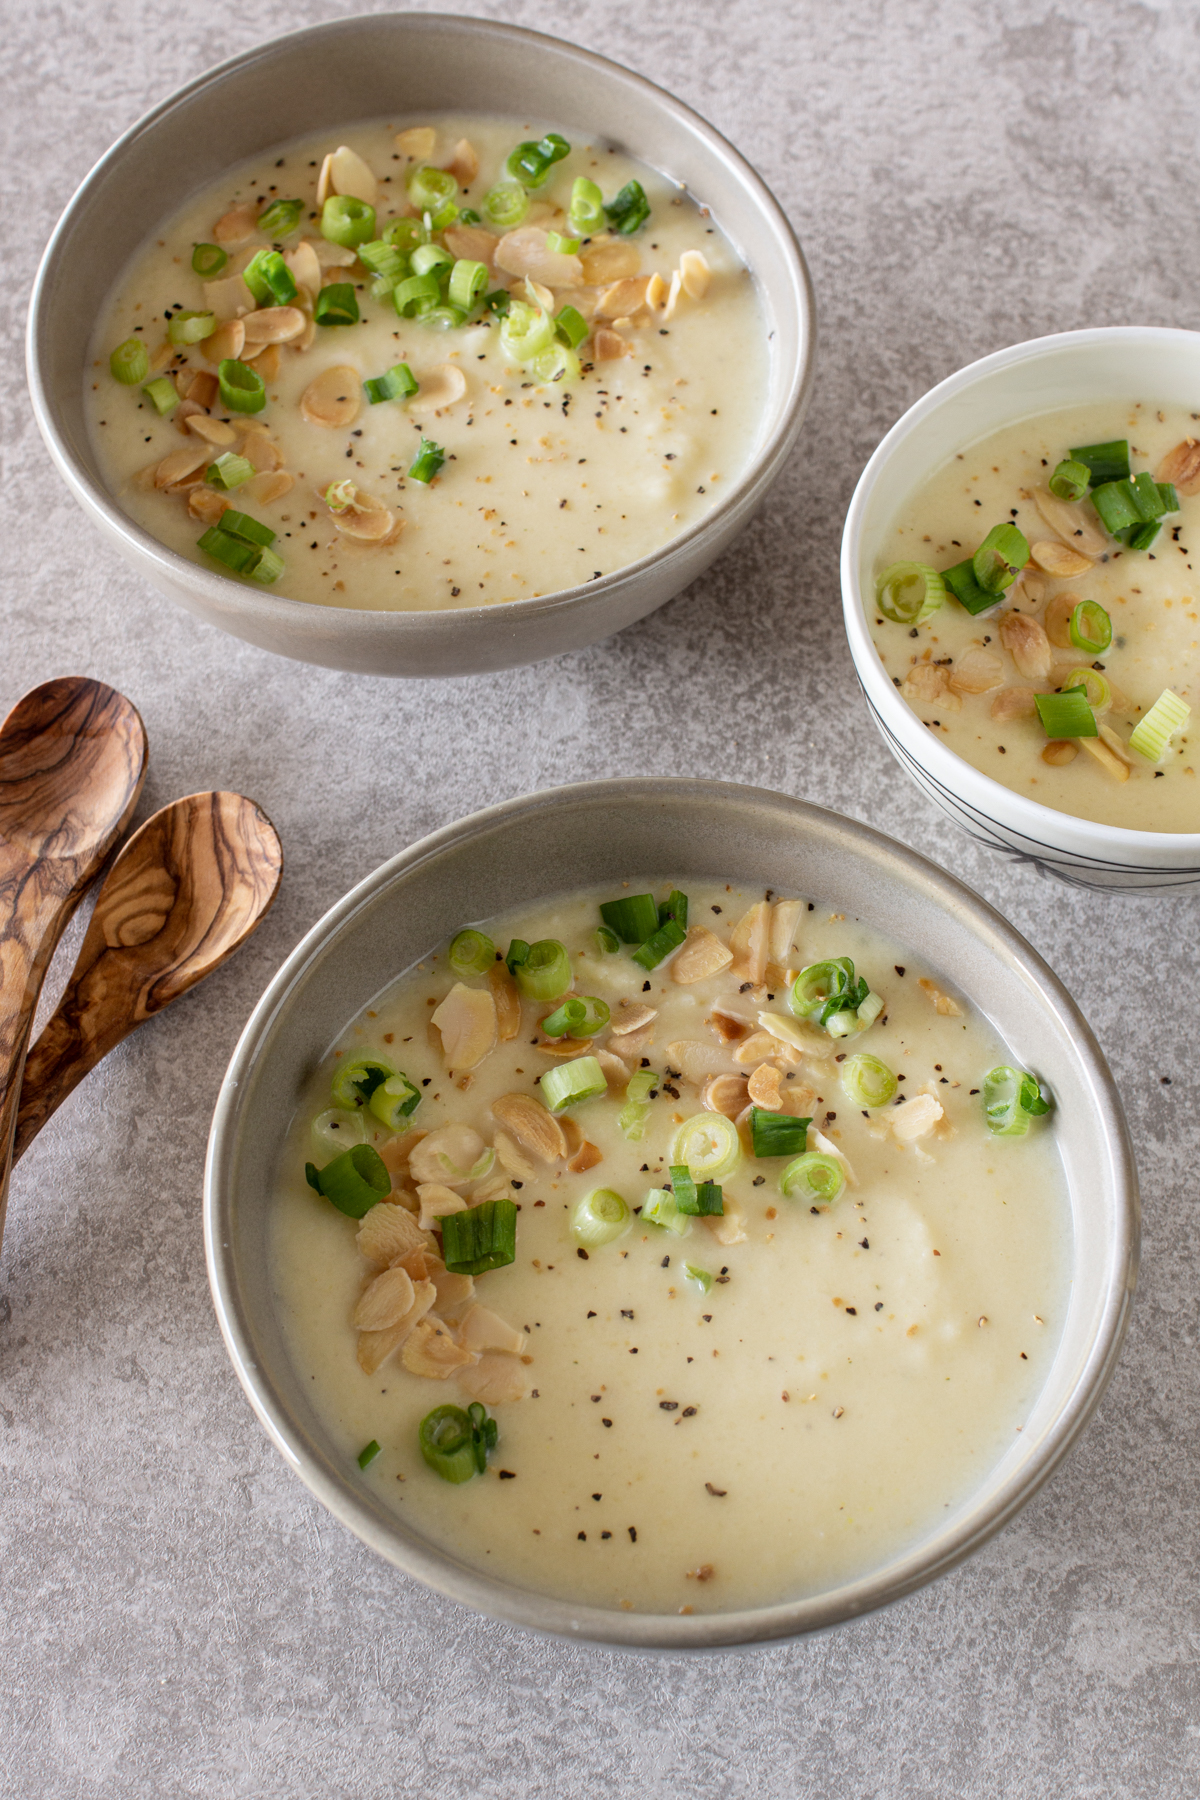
3;1;1198;1794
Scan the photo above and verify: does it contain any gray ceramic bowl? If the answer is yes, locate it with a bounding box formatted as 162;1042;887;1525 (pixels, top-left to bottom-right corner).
205;778;1138;1651
27;13;814;677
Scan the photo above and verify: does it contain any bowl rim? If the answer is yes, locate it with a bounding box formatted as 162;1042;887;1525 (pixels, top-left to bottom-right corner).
26;9;815;639
204;775;1139;1652
840;324;1200;862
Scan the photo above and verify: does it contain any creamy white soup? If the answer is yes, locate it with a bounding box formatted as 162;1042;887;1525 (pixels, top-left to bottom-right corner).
870;402;1199;833
270;882;1069;1616
85;116;766;612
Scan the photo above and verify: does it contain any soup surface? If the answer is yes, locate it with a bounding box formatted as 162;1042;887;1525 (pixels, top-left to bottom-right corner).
86;115;766;611
869;401;1199;833
270;882;1070;1616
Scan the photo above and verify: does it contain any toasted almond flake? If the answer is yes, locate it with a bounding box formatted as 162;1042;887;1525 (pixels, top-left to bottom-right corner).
313;239;357;270
333;502;397;543
247;342;283;380
948;647;1005;695
443;224;499;272
395;1246;432;1282
747;1062;784;1110
459;1304;527;1356
1044;591;1077;648
152;444;211;489
357;1278;437;1373
353;1264;416;1331
417;1183;470;1231
611;1003;657;1036
239;429;283;472
1098;721;1135;765
679;249;712;299
646;272;669;312
534;1035;594;1057
663;269;683;321
732;1029;789;1066
444;137;478;184
702;1073;750;1119
891;1092;944;1142
493;1128;537;1181
990;685;1037;721
456;1352;530;1405
378;1129;425;1175
667;1039;735;1086
767;900;803;974
430;983;498;1070
595;276;653;319
244;469;294;506
300;364;361;429
401;1314;478;1378
917;977;963;1017
491;1092;567;1163
1029;539;1094;579
284;240;322;300
173;397;205;433
356;1203;431;1270
568;1140;603;1174
203;274;254;323
709;1008;750;1043
431;1263;475;1315
495;225;583;288
671;924;735;984
242;305;307;346
902;662;957;706
408;363;468;415
395;126;437;159
999;610;1053;682
187;487;229;526
328;143;377;205
184;413;237;447
581;238;641;283
756;1009;830;1056
812;1127;856;1185
596;1048;634;1087
409;1124;489;1188
213;205;256;247
1032;487;1109;558
593;328;629;362
1157;438;1200;495
1042;739;1078;766
472;1173;514;1205
1079;735;1130;782
315;151;336;208
486;962;522;1041
706;1206;747;1247
729;901;770;985
183;370;219;408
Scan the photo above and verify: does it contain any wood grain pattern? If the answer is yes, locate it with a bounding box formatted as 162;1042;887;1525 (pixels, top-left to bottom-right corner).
12;791;283;1162
0;677;148;1248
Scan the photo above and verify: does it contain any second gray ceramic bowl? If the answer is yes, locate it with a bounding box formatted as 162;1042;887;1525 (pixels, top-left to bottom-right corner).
27;12;814;677
205;777;1137;1651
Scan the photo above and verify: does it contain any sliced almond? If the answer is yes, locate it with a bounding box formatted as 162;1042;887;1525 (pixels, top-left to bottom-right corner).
1098;721;1135;765
284;240;322;300
902;661;957;707
173;398;205;434
535;1035;594;1057
706;1206;747;1247
300;364;361;429
491;1092;566;1163
595;276;652;319
1032;487;1109;558
456;1352;530;1405
184;414;237;447
729;900;770;985
244;470;293;506
183;370;219;408
595;1048;634;1088
1030;540;1094;580
356;1279;436;1372
917;977;963;1017
702;1073;750;1119
568;1140;603;1174
731;1029;788;1066
443;224;499;272
1079;735;1130;782
494;225;583;289
581;238;641;284
486;962;521;1041
431;1262;475;1316
990;685;1037;721
459;1304;527;1356
756;1009;832;1057
152;444;211;489
444;138;478;184
333;502;397;544
1042;740;1078;766
671;924;734;984
408;363;468;415
378;1129;425;1176
356;1203;431;1270
646;271;669;312
1044;591;1077;648
891;1093;944;1142
313;239;357;270
1157;438;1200;495
242;305;307;346
999;611;1053;683
402;1314;478;1378
679;249;711;298
353;1264;416;1331
493;1128;537;1181
395;126;437;160
417;1183;469;1232
709;1008;750;1044
213;205;256;247
409;1124;489;1188
240;430;283;472
663;269;683;321
610;1003;657;1036
666;1040;734;1086
948;647;1005;695
768;900;803;974
247;342;283;381
593;328;629;362
203;274;254;323
431;983;497;1070
187;488;229;526
747;1062;783;1110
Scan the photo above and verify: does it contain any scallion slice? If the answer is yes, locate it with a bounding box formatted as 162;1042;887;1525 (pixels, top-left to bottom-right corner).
408;164;458;212
205;453;255;491
514;939;571;1001
618;1069;657;1140
257;197;303;238
448;929;495;976
311;1108;365;1153
505;938;530;977
219;510;276;547
631;917;686;970
364;362;419;405
642;1187;691;1236
218;357;266;415
445;258;486;310
942;557;1002;615
1034;687;1098;739
167;309;216;346
972;522;1029;594
1068;439;1130;487
110;338;149;385
569;177;605;235
357;1439;382;1469
191;242;228;277
441;1199;518;1275
243;248;298;307
544;995;610;1037
670;1166;724;1216
982;1065;1052;1137
482;180;530;229
359;239;408;284
249;547;285;585
626;1069;657;1104
671;1113;740;1183
1068;599;1112;655
749;1108;811;1157
419;1402;497;1483
540;1056;607;1111
1091;479;1140;534
1062;667;1111;714
393;272;441;318
383;216;426;253
1048;458;1091;503
1129;688;1191;762
408;438;445;483
604;179;650;235
142;376;179;416
1123;520;1161;551
506;133;570;188
500;300;556;364
321;195;376;247
840;1053;897;1108
410;242;453;279
546;230;581;255
600;895;660;944
790;958;856;1019
780;1152;845;1207
331;1053;396;1111
875;561;946;625
554;305;589;349
684;1263;714;1294
459;208;481;225
422;304;469;332
197;526;261;575
572;1188;632;1248
314;282;359;326
1130;470;1171;521
658;889;688;931
307;1143;391;1217
595;925;621;955
368;1073;422;1130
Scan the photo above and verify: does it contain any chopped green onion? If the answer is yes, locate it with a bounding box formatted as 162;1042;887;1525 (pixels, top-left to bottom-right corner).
197;526;262;575
459;208;481;225
554;305;589;349
314;282;359;326
982;1066;1052;1137
441;1199;518;1275
600;895;659;943
780;1152;845;1207
205;453;255;491
218;357;266;414
658;889;688;931
670;1166;724;1216
505;938;530;977
855;991;884;1032
1130;470;1170;521
642;1187;691;1236
359;239;408;283
393;272;442;317
604;180;650;234
540;1056;607;1111
408;438;445;484
411;242;453;279
627;1069;657;1104
1091;479;1140;535
1034;687;1098;739
684;1263;714;1294
546;230;581;255
1068;439;1130;487
972;522;1029;594
308;1143;391;1218
324;478;356;513
321;195;376;247
840;1053;897;1108
482;181;530;229
422;305;468;332
543;995;610;1038
383;217;425;253
595;925;621;955
569;177;605;235
500;300;556;363
485;288;512;316
110;338;149;385
631;918;686;970
430;200;460;232
408;165;458;212
1123;519;1161;551
1068;599;1112;655
1157;481;1180;514
219;510;275;547
875;561;946;625
191;242;228;277
167;309;216;346
357;1439;382;1469
257;197;304;238
419;1402;497;1483
142;376;178;416
364;362;419;405
311;1108;365;1153
448;929;495;976
1063;667;1111;713
514;939;572;1001
448;257;488;308
618;1069;657;1140
572;1188;632;1248
1130;688;1191;762
750;1109;811;1157
242;248;298;307
942;557;1002;615
368;1073;422;1130
790;958;857;1019
506;133;570;188
249;547;285;585
331;1053;396;1110
671;1113;740;1182
1048;458;1091;503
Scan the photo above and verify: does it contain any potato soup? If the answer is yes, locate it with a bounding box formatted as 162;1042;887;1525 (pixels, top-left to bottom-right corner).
869;402;1199;833
270;882;1069;1616
85;116;766;612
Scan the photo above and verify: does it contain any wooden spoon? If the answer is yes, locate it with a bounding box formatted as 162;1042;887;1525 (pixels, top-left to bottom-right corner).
0;677;147;1247
11;791;283;1164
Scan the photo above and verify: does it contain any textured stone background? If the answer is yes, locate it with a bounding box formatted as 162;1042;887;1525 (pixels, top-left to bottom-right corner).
3;0;1199;1794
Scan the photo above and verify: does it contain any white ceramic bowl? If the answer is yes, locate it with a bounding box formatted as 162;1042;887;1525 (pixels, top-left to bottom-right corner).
27;13;814;678
841;327;1200;894
205;778;1137;1651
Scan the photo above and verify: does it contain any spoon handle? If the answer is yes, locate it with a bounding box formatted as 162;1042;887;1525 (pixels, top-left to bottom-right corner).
0;679;147;1245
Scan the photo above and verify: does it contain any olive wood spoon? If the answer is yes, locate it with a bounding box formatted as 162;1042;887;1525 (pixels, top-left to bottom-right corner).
0;677;147;1248
12;790;283;1163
